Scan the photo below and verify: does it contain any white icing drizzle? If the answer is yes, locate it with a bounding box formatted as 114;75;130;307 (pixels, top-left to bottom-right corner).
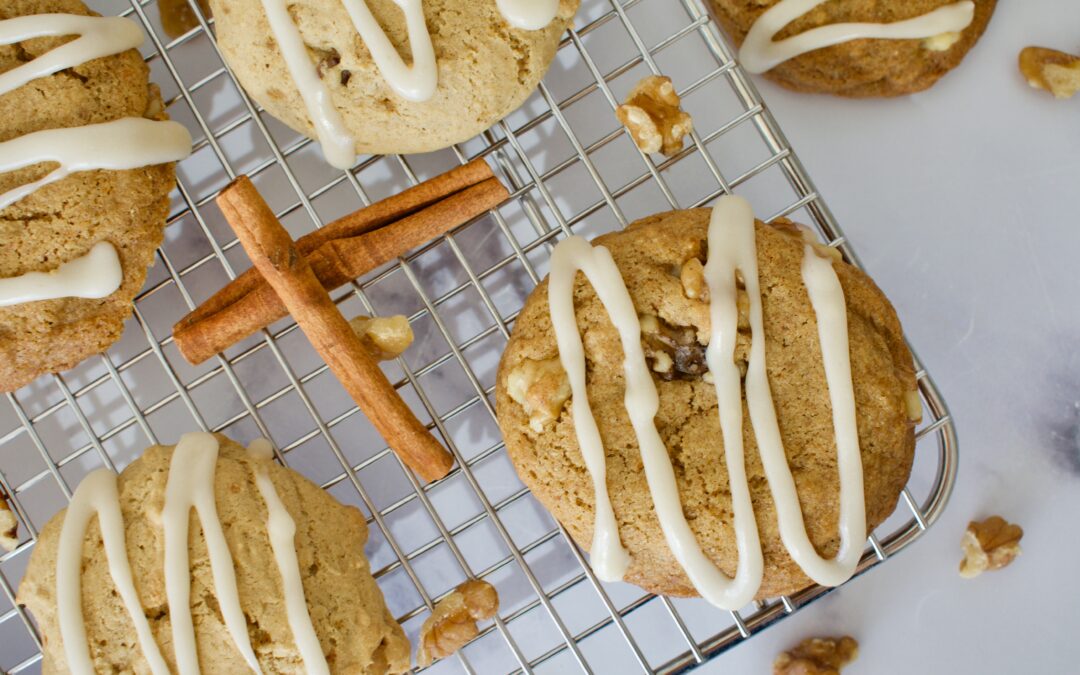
0;241;122;307
496;0;560;31
57;469;170;675
0;14;144;97
257;0;357;169
739;0;976;74
548;237;757;609
340;0;436;101
255;0;560;168
246;440;330;675
163;433;264;675
0;117;192;212
548;195;867;608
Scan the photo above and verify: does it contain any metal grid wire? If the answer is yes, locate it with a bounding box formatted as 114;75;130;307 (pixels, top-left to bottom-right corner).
0;0;959;672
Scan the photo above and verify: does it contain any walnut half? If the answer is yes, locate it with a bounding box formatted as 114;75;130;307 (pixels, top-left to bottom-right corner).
774;636;859;675
417;580;499;667
349;315;414;361
959;515;1023;579
616;75;693;157
507;357;571;432
1;492;17;552
1019;46;1080;100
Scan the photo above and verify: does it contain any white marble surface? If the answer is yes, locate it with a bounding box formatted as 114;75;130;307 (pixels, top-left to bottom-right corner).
703;2;1080;672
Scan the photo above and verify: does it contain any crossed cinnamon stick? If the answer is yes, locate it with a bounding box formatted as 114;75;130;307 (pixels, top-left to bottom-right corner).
184;160;507;481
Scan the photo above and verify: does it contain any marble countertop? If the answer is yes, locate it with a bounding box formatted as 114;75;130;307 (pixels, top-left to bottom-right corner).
703;2;1080;672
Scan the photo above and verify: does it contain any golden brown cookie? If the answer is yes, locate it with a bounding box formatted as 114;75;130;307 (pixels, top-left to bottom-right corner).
710;0;997;97
495;209;919;599
18;434;411;674
210;0;579;156
0;0;179;392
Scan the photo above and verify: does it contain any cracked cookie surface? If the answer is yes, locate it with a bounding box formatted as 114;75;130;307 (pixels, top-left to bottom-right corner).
0;0;177;392
495;209;918;599
210;0;579;155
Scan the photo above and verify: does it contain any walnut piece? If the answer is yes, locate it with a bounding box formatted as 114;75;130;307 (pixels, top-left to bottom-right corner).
960;515;1023;579
506;357;571;432
904;389;924;423
616;75;693;157
680;258;709;302
159;0;211;39
1;492;17;552
349;315;414;361
641;314;709;381
1020;46;1080;100
923;31;961;52
774;636;859;675
417;580;499;667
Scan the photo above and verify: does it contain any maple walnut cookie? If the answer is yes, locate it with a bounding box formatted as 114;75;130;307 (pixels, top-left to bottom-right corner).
18;433;411;673
0;0;189;392
710;0;997;97
495;209;920;600
211;0;579;160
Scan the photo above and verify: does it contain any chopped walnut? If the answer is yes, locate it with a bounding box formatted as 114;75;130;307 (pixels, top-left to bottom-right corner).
1;492;17;552
680;258;709;302
417;580;499;667
774;636;859;675
641;314;709;381
960;515;1023;579
1020;46;1080;99
159;0;212;39
904;389;923;423
506;357;571;432
616;75;693;157
349;315;414;361
923;31;961;52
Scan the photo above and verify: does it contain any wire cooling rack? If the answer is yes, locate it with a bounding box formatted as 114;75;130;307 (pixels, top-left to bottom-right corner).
0;0;959;672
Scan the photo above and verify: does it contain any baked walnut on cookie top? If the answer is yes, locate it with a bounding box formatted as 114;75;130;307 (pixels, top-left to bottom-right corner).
0;0;190;392
710;0;997;97
495;206;920;601
210;0;579;164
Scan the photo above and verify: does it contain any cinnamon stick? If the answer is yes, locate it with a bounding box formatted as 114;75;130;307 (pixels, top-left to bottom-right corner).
219;176;454;482
175;158;492;340
174;170;507;365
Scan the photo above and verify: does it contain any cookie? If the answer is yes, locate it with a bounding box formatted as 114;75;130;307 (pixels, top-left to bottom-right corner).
210;0;579;162
18;433;411;674
495;207;919;600
0;0;185;392
710;0;997;97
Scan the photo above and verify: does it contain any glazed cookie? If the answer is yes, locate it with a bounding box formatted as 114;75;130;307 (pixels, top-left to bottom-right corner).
495;203;920;602
710;0;997;97
0;0;190;392
210;0;579;166
18;433;411;674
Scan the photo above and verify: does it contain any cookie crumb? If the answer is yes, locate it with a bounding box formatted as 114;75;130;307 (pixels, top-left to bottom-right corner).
417;580;499;667
1019;46;1080;99
774;636;858;675
960;515;1023;578
616;75;693;156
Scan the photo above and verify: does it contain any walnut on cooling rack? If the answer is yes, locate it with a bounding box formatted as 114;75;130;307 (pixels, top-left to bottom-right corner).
1019;47;1080;100
506;357;571;432
959;515;1023;579
348;315;414;361
616;75;693;157
774;636;859;675
1;491;17;552
417;580;499;667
